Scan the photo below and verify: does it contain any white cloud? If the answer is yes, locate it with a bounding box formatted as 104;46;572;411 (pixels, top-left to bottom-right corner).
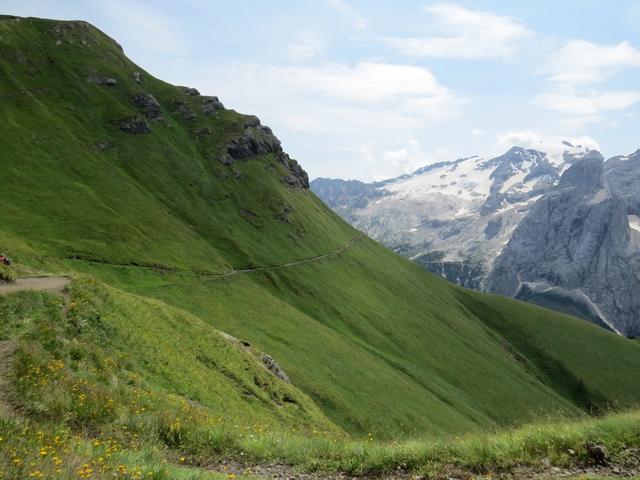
496;131;601;162
287;32;326;61
267;62;463;115
471;128;485;138
534;39;640;126
547;40;640;86
372;137;452;180
326;0;368;30
380;136;424;178
534;89;640;117
186;61;463;180
385;3;531;59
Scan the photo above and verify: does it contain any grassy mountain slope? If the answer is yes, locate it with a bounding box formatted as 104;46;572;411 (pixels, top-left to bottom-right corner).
1;15;640;450
1;280;337;434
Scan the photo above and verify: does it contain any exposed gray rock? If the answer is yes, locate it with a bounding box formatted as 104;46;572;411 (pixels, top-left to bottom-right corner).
310;178;386;213
201;96;224;115
219;154;234;166
193;127;211;137
131;93;163;121
86;73;117;86
559;151;604;190
484;216;502;239
180;86;200;96
259;353;290;383
224;120;281;160
172;98;197;121
486;152;640;336
414;254;484;290
280;154;309;189
480;147;560;215
117;116;151;135
219;332;291;383
133;71;142;83
585;443;609;466
220;115;309;188
94;140;114;150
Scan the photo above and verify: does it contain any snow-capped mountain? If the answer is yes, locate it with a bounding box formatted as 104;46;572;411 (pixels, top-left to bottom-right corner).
487;149;640;337
313;140;592;290
312;141;640;337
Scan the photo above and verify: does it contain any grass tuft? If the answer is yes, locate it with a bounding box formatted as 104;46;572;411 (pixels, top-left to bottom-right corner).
0;265;15;283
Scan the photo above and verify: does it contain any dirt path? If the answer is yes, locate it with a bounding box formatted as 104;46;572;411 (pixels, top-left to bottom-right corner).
65;235;363;279
213;235;362;279
0;276;71;295
207;461;638;480
208;459;640;480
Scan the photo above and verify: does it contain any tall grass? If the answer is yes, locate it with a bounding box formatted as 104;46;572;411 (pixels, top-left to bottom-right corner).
0;265;15;283
174;410;640;475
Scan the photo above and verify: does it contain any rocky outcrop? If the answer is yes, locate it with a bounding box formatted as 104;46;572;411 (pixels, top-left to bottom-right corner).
180;86;200;96
117;116;151;135
222;116;281;161
131;93;163;121
219;332;291;383
259;353;290;383
86;73;117;86
220;116;309;189
310;178;386;211
201;96;224;115
172;98;197;121
487;152;640;336
414;254;484;290
480;147;560;216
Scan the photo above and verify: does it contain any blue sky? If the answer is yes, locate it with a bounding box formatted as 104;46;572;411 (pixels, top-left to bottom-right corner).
4;1;640;181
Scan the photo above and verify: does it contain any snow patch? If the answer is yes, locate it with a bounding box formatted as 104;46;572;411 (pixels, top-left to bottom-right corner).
629;215;640;232
588;188;609;205
515;281;622;335
499;170;528;193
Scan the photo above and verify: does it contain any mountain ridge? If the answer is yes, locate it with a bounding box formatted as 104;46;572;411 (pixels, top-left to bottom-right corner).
311;141;640;335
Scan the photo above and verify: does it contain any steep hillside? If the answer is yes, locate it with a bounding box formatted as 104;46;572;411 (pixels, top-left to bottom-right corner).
2;15;640;456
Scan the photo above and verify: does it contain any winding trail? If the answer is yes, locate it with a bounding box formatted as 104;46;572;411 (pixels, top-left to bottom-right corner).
0;236;361;295
211;234;361;279
0;276;71;295
65;235;363;279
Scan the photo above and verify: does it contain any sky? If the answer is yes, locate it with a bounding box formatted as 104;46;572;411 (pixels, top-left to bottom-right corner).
4;1;640;181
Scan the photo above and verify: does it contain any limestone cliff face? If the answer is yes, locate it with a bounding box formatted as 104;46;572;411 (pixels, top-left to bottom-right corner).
487;152;640;337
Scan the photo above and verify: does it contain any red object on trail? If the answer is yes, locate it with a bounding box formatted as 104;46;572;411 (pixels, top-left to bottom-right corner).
0;255;11;266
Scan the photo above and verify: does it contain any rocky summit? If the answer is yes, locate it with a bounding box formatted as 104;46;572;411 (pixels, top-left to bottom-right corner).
312;143;640;336
488;150;640;337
